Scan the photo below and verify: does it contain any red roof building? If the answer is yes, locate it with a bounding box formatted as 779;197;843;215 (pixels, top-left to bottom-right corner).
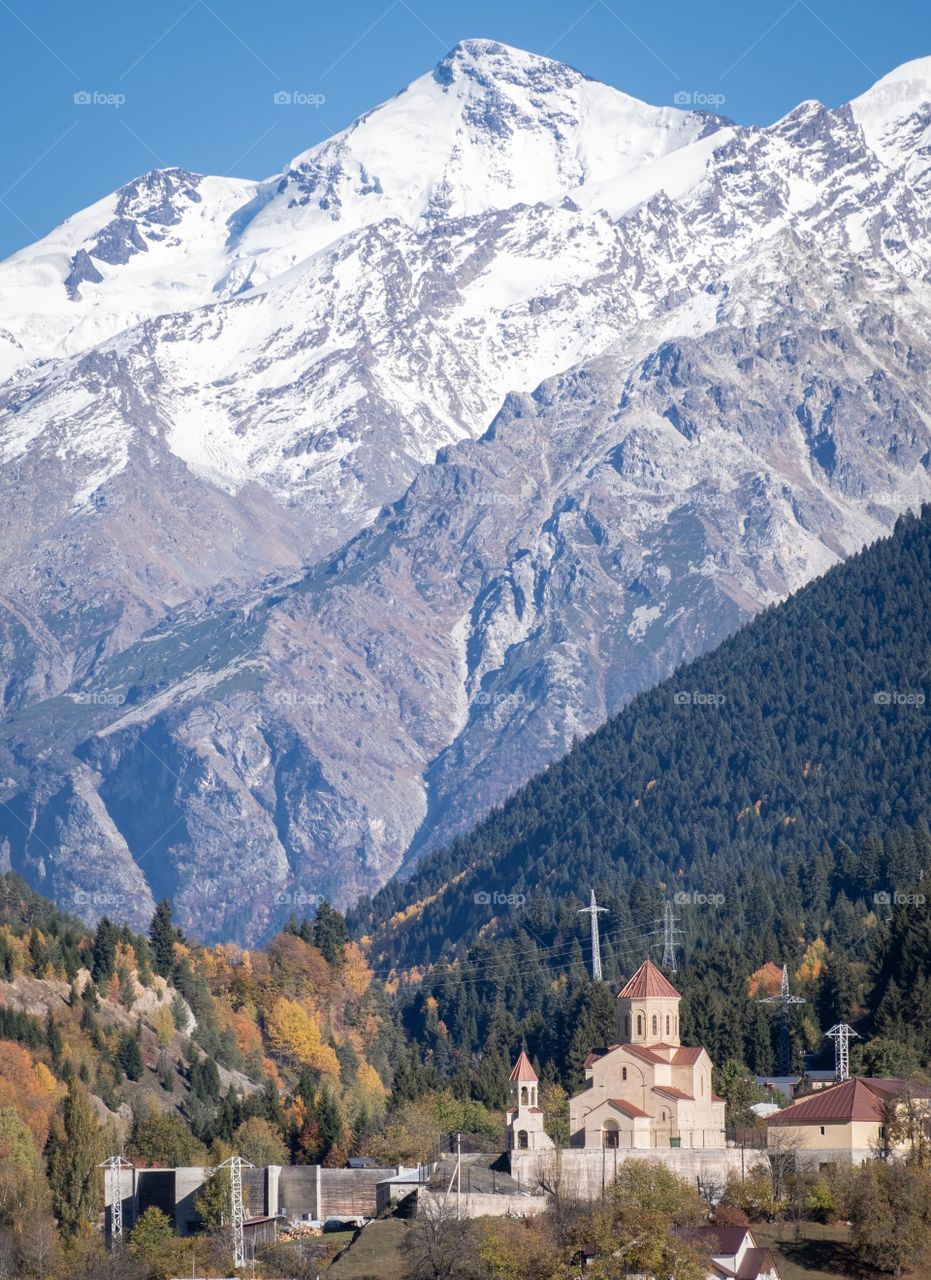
766;1077;931;1158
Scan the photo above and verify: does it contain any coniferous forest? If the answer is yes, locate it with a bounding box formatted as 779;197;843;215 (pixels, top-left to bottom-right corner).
349;508;931;1086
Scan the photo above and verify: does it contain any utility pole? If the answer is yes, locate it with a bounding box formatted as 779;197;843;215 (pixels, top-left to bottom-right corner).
578;890;608;981
656;900;682;973
825;1023;859;1081
759;964;806;1076
217;1155;253;1269
99;1155;133;1245
457;1131;462;1222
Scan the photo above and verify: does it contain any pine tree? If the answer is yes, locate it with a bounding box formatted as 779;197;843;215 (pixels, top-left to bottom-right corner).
91;917;118;984
46;1082;103;1235
149;899;178;978
565;982;618;1089
313;900;349;965
116;1028;144;1081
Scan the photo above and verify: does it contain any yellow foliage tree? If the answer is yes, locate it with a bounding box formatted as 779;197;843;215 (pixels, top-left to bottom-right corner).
796;938;827;986
264;998;339;1077
149;1005;175;1048
342;942;373;996
356;1061;388;1106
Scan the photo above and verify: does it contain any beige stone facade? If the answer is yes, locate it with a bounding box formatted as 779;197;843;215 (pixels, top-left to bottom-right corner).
568;959;726;1150
505;1050;554;1152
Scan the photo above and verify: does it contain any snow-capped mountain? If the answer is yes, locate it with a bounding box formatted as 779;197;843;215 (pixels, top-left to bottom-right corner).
2;41;931;941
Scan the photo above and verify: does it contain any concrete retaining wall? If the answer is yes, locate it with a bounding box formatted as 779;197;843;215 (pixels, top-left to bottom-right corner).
455;1191;549;1218
509;1145;869;1200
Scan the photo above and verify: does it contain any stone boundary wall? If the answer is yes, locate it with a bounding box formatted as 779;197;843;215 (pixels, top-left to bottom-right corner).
509;1145;868;1199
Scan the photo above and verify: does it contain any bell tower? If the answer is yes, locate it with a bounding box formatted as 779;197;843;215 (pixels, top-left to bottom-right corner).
617;958;682;1046
504;1051;554;1152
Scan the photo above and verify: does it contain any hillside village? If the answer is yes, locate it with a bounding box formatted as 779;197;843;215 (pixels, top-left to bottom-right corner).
0;868;928;1280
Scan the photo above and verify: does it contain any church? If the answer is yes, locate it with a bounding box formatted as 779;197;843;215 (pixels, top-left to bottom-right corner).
567;958;726;1149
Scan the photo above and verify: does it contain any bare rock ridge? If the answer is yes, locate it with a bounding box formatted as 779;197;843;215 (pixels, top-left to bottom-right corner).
1;43;931;940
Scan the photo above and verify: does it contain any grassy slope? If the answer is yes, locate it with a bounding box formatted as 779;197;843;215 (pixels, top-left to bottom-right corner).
754;1223;931;1280
327;1220;411;1280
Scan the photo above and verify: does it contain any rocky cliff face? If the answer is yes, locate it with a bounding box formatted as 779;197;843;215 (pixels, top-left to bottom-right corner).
2;44;931;940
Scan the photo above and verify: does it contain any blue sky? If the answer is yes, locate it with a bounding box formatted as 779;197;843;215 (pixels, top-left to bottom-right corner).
1;0;929;258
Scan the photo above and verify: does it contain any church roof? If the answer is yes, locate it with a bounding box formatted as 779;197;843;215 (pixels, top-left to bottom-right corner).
618;958;681;1000
509;1050;538;1083
653;1085;695;1101
607;1098;651;1119
584;1047;617;1068
671;1046;704;1065
624;1044;671;1065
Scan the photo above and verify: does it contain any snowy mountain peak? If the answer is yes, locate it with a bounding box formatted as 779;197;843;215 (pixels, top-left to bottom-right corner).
6;43;931;937
230;40;728;288
432;36;587;88
850;55;931;167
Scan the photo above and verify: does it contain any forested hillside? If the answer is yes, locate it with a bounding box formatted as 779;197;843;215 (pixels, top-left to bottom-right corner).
0;877;413;1272
348;508;931;1085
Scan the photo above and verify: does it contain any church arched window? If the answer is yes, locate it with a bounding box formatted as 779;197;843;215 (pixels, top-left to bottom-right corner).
637;1014;643;1037
622;1067;627;1081
624;1014;630;1039
520;1086;528;1105
666;1014;670;1035
700;1076;704;1096
517;1130;528;1150
652;1015;658;1036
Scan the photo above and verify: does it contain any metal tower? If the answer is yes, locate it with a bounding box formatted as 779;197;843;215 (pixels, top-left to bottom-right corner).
658;900;683;973
759;964;807;1075
825;1023;859;1081
217;1156;253;1268
578;890;608;981
99;1155;133;1244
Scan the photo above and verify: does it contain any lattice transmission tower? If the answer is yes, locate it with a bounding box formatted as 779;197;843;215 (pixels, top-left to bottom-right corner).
578;890;608;981
825;1023;859;1081
99;1155;133;1245
655;900;683;972
758;964;806;1075
217;1155;254;1268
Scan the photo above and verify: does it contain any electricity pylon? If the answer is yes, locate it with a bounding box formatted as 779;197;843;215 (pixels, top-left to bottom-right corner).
217;1155;254;1268
825;1023;859;1081
99;1155;133;1244
759;964;806;1075
578;890;608;981
658;900;683;972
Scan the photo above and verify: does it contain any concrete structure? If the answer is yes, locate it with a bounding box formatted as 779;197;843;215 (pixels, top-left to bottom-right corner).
107;1162;408;1235
375;1165;435;1214
568;959;726;1149
505;1051;554;1152
766;1077;931;1162
511;1145;749;1200
414;1186;549;1221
